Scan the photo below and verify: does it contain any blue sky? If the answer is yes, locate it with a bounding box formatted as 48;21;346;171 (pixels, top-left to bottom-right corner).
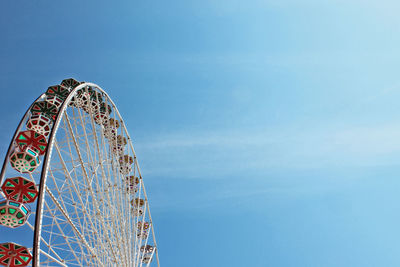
2;0;400;266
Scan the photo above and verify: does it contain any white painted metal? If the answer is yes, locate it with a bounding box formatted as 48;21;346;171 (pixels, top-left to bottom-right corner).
0;82;159;266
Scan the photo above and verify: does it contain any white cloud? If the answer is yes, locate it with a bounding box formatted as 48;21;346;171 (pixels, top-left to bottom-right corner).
136;122;400;179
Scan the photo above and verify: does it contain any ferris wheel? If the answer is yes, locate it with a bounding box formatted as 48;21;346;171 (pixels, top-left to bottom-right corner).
0;79;160;267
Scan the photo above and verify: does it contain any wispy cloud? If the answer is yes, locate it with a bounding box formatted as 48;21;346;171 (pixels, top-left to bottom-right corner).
141;122;400;211
136;122;400;179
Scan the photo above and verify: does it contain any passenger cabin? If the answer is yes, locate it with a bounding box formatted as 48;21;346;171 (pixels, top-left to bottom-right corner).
0;200;30;228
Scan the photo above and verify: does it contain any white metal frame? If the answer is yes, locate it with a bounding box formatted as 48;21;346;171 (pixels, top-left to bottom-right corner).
0;82;159;267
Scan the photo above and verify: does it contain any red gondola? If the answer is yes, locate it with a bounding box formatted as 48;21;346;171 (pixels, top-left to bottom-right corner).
104;118;119;140
119;155;133;165
0;242;32;267
142;253;153;264
119;155;133;175
111;143;124;156
1;177;38;203
131;198;145;207
46;85;70;100
61;78;81;89
45;94;64;108
136;230;148;240
15;130;47;156
132;206;144;216
30;101;58;122
140;244;155;254
94;103;112;125
137;221;150;230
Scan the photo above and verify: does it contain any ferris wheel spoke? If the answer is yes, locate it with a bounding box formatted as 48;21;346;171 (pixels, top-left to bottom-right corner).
75;109;100;188
53;141;106;246
58;122;113;266
119;126;152;264
136;195;151;267
87;102;133;266
140;209;156;267
43;174;92;252
109;110;135;265
39;248;68;267
64;112;119;264
137;182;160;267
26;221;66;265
76;109;127;265
42;200;86;266
44;187;101;264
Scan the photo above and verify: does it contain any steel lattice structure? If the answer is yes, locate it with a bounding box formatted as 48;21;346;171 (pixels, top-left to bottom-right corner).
0;79;159;267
